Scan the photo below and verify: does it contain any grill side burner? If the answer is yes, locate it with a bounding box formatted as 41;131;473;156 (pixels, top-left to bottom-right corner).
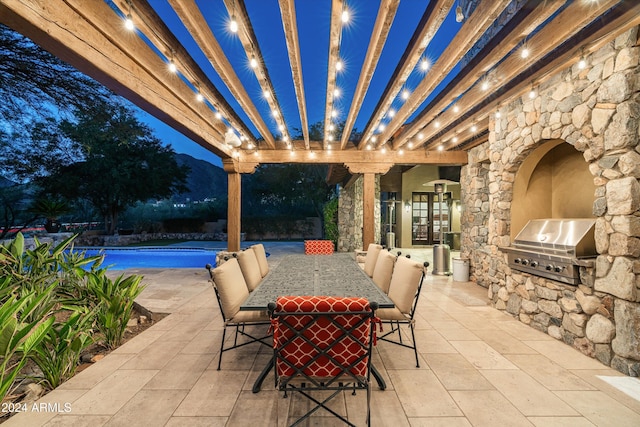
502;219;597;285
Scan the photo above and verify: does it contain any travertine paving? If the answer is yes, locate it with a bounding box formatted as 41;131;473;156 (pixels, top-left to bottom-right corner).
5;243;640;426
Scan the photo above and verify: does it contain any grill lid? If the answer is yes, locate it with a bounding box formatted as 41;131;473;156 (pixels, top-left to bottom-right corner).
513;218;596;257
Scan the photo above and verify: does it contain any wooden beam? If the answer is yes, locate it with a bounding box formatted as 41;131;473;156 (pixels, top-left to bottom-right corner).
0;0;233;159
223;0;287;147
417;0;626;151
394;0;565;149
278;0;310;148
376;0;511;146
359;0;453;148
339;0;399;149
234;148;468;165
344;163;393;175
167;0;276;148
323;0;343;149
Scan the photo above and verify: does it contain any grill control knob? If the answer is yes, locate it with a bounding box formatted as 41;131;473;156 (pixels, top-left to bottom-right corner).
554;266;564;273
546;264;554;271
530;261;539;268
514;258;522;264
522;259;529;266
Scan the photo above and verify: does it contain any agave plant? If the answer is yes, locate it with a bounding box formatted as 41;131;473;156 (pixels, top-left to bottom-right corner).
30;197;69;233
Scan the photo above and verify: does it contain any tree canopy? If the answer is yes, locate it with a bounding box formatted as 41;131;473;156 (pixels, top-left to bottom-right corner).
39;100;189;234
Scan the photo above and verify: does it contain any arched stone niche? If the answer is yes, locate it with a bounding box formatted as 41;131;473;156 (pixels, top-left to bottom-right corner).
511;140;595;240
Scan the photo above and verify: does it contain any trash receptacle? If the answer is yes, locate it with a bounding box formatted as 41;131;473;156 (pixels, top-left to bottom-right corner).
452;258;469;282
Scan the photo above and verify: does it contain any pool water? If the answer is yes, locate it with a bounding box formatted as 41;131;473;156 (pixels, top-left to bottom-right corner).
73;247;219;270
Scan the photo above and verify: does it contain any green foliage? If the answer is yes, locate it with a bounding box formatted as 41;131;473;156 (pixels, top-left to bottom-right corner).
87;271;145;350
30;308;96;389
0;290;55;402
323;197;339;244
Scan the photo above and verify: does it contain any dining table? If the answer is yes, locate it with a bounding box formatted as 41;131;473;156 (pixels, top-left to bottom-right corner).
241;253;394;393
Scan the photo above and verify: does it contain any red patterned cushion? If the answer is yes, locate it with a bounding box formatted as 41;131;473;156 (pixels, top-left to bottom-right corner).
304;240;334;254
273;296;372;378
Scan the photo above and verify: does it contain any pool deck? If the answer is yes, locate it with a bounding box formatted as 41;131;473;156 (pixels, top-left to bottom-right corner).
5;241;640;426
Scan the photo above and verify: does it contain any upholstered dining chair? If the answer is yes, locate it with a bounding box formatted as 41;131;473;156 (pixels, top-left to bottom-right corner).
371;249;397;294
236;249;262;292
269;295;379;426
375;257;428;367
250;243;270;278
357;243;383;277
206;258;271;370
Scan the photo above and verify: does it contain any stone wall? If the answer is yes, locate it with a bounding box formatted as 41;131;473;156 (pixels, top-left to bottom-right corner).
337;175;381;252
461;27;640;375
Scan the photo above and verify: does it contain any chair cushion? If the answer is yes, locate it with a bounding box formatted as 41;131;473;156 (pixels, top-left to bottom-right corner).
251;244;270;277
212;258;249;320
362;243;383;277
388;256;424;314
273;296;372;378
371;250;395;294
375;307;408;321
236;249;262;292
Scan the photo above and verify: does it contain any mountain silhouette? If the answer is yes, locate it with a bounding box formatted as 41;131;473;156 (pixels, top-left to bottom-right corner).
174;153;228;203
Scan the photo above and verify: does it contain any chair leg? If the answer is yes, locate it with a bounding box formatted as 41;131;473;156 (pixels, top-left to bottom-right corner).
217;327;227;370
410;323;419;368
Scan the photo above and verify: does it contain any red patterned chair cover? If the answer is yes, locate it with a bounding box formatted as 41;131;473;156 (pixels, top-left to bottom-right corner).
270;295;378;426
304;240;334;254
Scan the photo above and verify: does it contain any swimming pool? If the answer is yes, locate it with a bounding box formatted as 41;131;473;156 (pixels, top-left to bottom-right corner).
73;247;219;270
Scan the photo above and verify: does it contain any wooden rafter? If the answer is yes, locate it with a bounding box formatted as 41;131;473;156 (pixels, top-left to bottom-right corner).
358;0;453;149
167;0;276;148
110;0;252;144
278;0;310;149
423;0;640;152
322;0;343;150
223;0;287;146
375;0;511;147
414;0;623;151
395;0;593;150
339;0;399;150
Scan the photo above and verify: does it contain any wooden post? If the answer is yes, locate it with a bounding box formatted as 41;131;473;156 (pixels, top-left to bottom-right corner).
362;173;375;249
227;171;241;252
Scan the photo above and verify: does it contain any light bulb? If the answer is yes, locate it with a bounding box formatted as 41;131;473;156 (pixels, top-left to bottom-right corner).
529;89;536;99
521;47;530;59
378;123;386;131
196;93;204;102
407;141;414;149
168;60;177;73
263;90;270;98
230;17;238;33
438;145;444;151
341;9;349;23
366;144;372;150
435;121;441;128
388;109;395;118
333;88;341;97
495;111;501;118
453;105;460;113
125;14;134;31
401;89;410;100
329;124;335;131
417;133;424;139
215;112;222;120
420;58;430;71
471;125;477;132
481;81;489;91
455;5;464;23
336;60;343;71
578;58;586;69
250;56;258;68
452;136;459;143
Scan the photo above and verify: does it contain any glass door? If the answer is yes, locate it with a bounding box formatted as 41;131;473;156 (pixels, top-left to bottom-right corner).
411;192;450;245
411;193;430;245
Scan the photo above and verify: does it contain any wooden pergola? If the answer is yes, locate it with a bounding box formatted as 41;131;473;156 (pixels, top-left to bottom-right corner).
1;0;638;250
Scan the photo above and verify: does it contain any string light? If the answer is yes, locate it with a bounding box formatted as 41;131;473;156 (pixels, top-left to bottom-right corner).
381;146;387;154
528;82;537;99
434;121;441;128
215;112;222;120
438;145;444;151
341;9;349;23
124;14;134;31
263;90;270;98
417;132;424;139
378;123;386;131
196;92;204;102
452;136;459;143
387;109;395;118
471;125;477;132
333;88;341;97
420;58;430;71
407;141;414;149
366;144;372;150
481;80;489;91
398;149;404;155
328;124;335;131
401;89;410;100
495;110;502;118
168;58;177;73
521;47;530;59
453;105;460;113
250;55;258;68
336;60;343;71
229;17;238;33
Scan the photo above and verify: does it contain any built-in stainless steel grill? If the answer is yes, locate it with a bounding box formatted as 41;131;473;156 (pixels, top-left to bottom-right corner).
502;219;597;285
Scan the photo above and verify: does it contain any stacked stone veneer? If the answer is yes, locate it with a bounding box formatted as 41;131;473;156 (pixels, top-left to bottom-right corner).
460;27;640;375
337;175;381;252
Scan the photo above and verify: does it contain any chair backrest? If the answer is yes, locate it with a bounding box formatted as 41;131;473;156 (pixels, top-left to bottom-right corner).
210;258;250;320
387;257;427;315
236;249;262;292
371;249;396;294
270;296;377;384
362;243;383;277
250;244;269;277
